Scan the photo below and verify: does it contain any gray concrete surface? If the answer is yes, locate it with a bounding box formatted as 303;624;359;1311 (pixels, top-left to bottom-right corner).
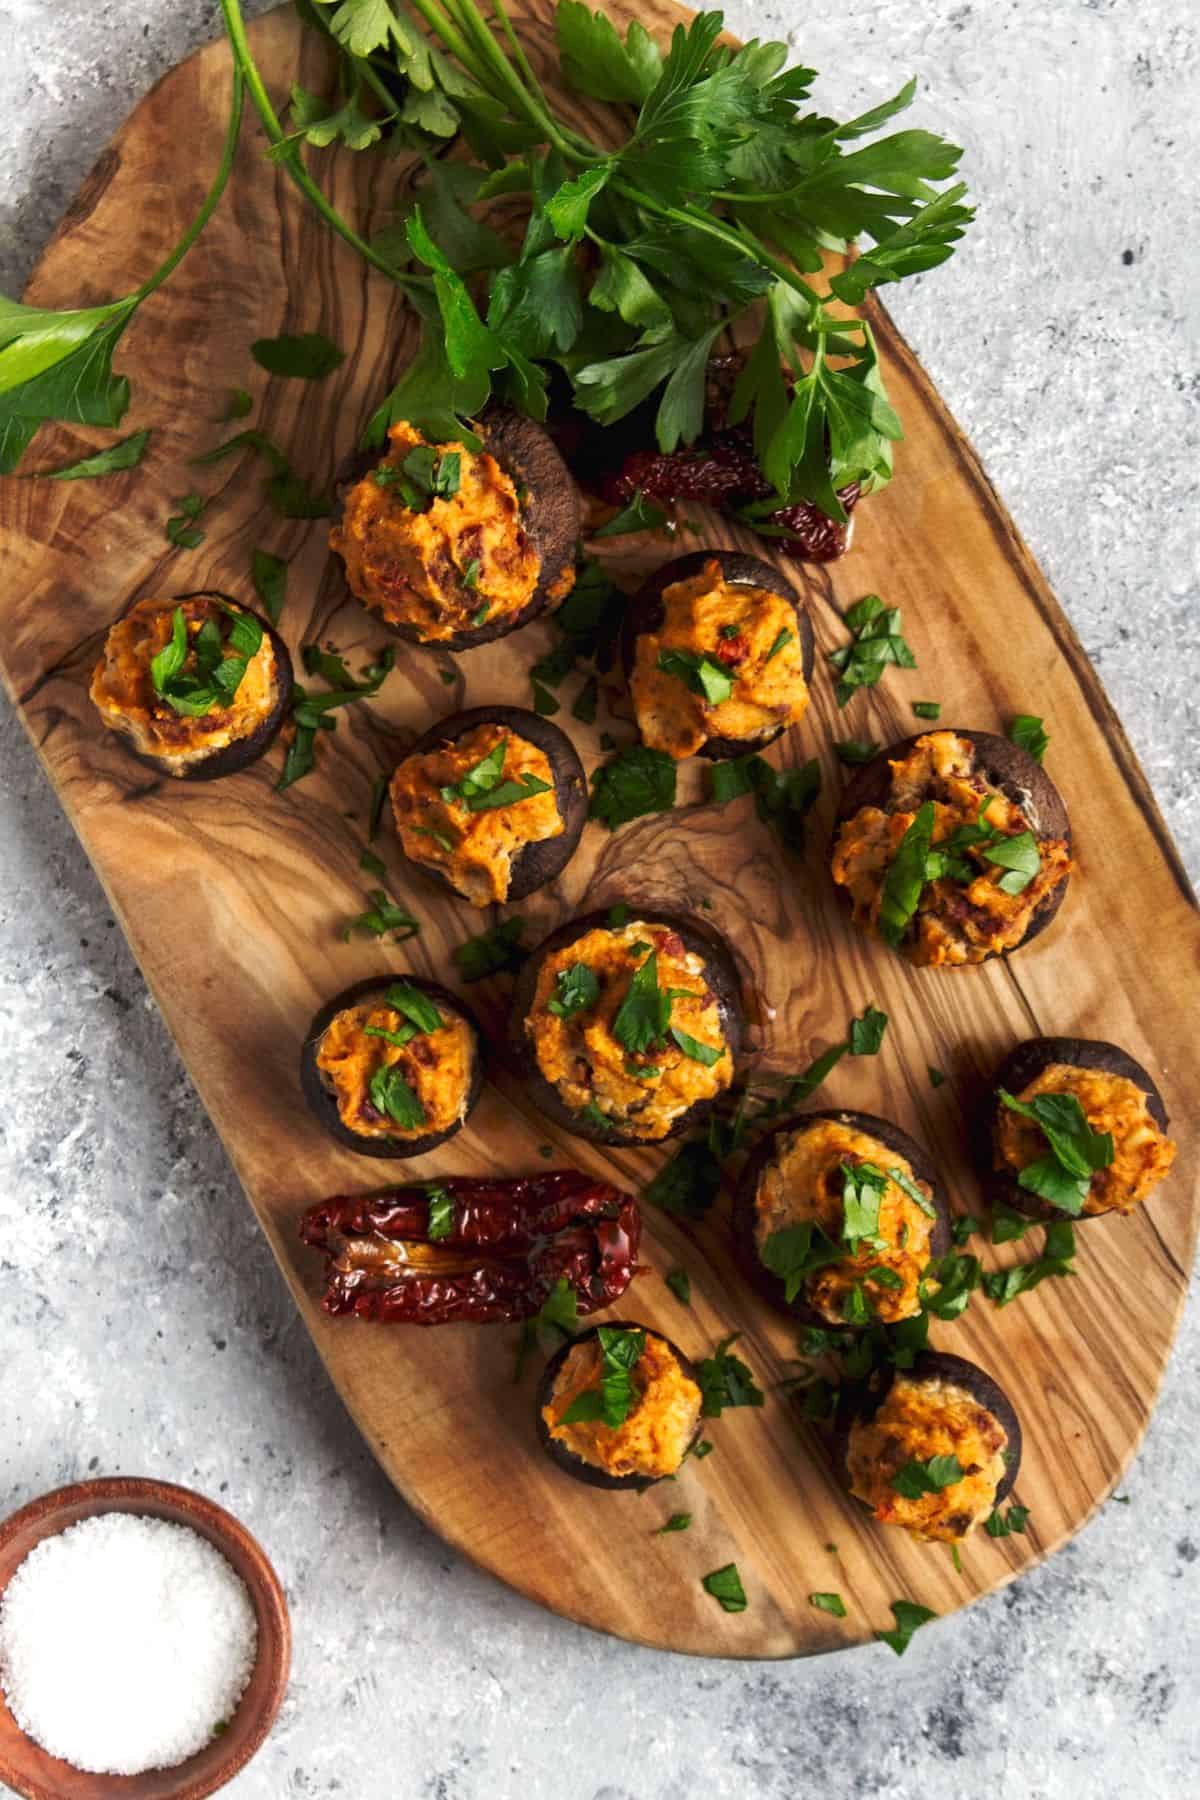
2;1;1198;1795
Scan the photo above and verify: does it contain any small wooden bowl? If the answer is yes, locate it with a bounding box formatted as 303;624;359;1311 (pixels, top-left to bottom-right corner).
0;1477;290;1800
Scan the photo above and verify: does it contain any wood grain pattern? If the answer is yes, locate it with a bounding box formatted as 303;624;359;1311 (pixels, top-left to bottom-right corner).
2;2;1197;1659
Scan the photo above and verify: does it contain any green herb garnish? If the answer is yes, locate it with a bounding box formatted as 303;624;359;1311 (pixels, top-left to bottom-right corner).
912;700;941;719
828;594;916;707
984;1503;1030;1538
701;1563;747;1614
834;738;882;765
452;915;526;982
343;889;420;943
645;1140;722;1221
426;1185;455;1241
251;547;287;624
548;963;600;1019
891;1455;963;1498
655;1512;693;1535
560;1325;645;1428
664;1268;691;1306
998;1089;1113;1215
809;1592;847;1618
876;1599;937;1656
1009;714;1048;762
849;1004;887;1056
590;744;677;830
593;488;669;537
35;428;150;481
981;1219;1076;1305
657;648;734;706
697;1334;765;1417
368;1064;426;1131
707;753;820;854
251;330;344;379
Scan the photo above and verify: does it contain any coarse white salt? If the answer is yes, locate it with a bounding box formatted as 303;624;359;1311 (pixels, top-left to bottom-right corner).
0;1510;258;1775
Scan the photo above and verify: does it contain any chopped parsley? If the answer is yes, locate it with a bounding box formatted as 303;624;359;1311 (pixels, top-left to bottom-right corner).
547;963;600;1019
985;1503;1031;1538
834;738;881;765
657;648;734;705
875;1599;936;1656
928;1065;947;1088
848;1004;888;1056
764;627;793;662
593;487;669;537
697;1334;765;1418
645;1140;722;1221
828;594;917;707
150;603;262;717
452;915;527;982
701;1563;747;1613
1009;713;1049;762
878;800;936;946
372;443;462;510
512;1275;579;1382
891;1454;963;1498
655;1512;692;1535
809;1592;847;1618
343;889;420;943
368;1064;426;1131
664;1268;691;1306
912;700;941;719
425;1185;455;1241
560;1325;645;1429
707;752;820;854
982;1219;1076;1305
590;744;677;830
998;1089;1113;1215
761;1220;842;1304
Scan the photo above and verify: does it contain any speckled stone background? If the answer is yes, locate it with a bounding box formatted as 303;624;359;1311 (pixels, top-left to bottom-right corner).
2;1;1198;1794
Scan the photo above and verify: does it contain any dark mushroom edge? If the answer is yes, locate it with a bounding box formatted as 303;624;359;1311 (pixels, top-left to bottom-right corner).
834;728;1072;955
300;974;484;1160
507;907;745;1146
621;549;816;761
393;705;587;903
101;592;294;783
832;1349;1022;1512
732;1109;952;1329
535;1320;704;1492
978;1035;1170;1225
332;407;581;652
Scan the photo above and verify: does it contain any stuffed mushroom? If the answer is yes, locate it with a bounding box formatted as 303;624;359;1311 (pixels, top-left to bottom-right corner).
982;1036;1176;1224
734;1110;951;1329
537;1321;704;1491
831;729;1072;967
301;975;483;1158
388;706;586;906
509;908;743;1145
836;1350;1022;1544
329;410;580;650
622;550;814;760
90;592;293;780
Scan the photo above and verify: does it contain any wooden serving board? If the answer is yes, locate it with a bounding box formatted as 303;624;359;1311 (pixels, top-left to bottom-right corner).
3;1;1197;1660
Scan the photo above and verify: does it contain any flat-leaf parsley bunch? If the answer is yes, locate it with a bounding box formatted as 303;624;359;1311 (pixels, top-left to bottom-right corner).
3;0;973;523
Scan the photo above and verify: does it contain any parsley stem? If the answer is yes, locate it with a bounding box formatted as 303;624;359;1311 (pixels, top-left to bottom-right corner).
401;0;493;86
610;179;823;313
130;63;245;304
218;0;415;288
433;0;580;158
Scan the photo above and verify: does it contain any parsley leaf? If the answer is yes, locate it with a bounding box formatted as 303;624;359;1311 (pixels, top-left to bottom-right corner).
761;1220;842;1304
590;745;677;829
665;1268;691;1306
251;548;287;625
1009;714;1049;762
560;1325;645;1428
981;1220;1076;1305
613;952;675;1053
809;1592;847;1618
452;915;527;982
657;648;734;706
999;1089;1113;1216
426;1186;455;1241
707;753;820;854
912;700;941;719
645;1139;722;1220
828;595;916;706
343;889;420;942
368;1064;426;1131
593;487;669;537
985;1503;1031;1538
701;1563;747;1614
849;1005;887;1056
878;800;936;946
512;1274;579;1381
697;1334;765;1417
548;963;600;1019
834;738;881;765
891;1454;963;1498
34;427;150;481
655;1512;692;1535
876;1599;937;1656
251;331;345;380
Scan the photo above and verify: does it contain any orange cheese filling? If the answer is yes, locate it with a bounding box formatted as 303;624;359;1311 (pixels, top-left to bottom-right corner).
390;723;563;907
329;422;541;641
996;1064;1176;1216
831;731;1071;966
526;921;733;1139
754;1119;936;1324
847;1376;1008;1543
542;1332;701;1479
315;997;475;1141
90;595;278;771
630;560;809;759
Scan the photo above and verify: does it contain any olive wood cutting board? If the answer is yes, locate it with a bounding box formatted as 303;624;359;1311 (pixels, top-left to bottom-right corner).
2;0;1197;1660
